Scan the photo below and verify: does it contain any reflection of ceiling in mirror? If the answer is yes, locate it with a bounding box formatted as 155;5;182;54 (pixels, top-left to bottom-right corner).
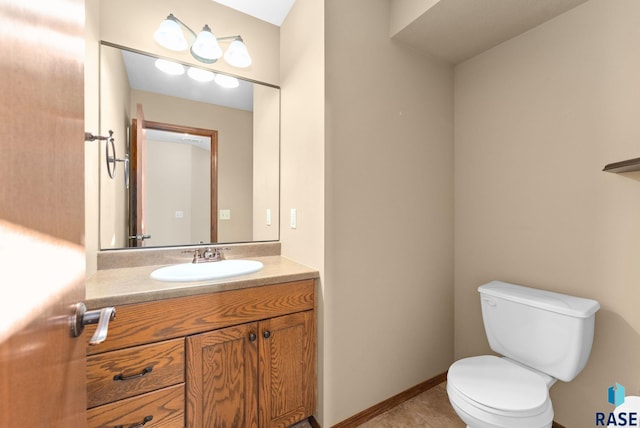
210;0;296;26
121;49;254;111
146;129;211;152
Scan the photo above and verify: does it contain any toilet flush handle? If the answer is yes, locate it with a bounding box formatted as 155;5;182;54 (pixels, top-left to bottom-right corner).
482;297;497;307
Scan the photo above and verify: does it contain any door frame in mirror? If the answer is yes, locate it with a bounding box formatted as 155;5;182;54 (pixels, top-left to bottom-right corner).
130;119;219;246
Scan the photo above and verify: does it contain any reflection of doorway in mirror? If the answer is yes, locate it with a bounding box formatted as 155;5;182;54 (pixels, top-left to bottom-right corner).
130;119;217;247
146;136;211;246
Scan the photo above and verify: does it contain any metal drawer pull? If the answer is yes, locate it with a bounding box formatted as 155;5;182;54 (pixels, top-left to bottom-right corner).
115;415;153;428
113;366;153;381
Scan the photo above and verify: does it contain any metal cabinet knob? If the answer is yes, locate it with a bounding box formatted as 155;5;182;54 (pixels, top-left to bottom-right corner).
263;330;271;339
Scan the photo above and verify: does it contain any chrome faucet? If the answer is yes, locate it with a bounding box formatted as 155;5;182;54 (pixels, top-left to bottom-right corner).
183;247;226;263
201;247;225;262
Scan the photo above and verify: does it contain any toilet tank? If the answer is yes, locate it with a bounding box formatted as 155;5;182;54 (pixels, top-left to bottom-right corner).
479;281;600;382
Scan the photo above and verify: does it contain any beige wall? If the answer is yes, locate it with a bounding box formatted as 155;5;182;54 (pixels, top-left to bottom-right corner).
253;85;280;241
454;0;640;426
284;0;455;425
85;0;100;273
144;140;210;246
388;0;440;36
279;0;326;422
99;46;131;249
191;146;212;242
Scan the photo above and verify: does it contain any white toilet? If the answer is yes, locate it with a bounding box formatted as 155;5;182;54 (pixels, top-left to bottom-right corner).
447;280;600;428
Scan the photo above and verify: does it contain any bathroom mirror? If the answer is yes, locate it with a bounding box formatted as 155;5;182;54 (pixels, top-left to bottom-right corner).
98;42;280;249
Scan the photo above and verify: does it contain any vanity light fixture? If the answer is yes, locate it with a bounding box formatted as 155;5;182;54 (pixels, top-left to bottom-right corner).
154;13;252;68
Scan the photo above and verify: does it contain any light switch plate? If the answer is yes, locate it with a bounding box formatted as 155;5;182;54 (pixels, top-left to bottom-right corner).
219;209;231;220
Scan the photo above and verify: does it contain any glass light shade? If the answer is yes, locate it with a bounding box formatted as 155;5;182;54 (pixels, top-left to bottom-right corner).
190;25;222;63
224;39;252;68
154;59;185;75
214;74;239;89
154;18;188;52
187;67;215;82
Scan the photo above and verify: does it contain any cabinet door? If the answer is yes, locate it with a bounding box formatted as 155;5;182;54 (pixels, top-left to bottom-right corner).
186;323;259;428
259;311;315;428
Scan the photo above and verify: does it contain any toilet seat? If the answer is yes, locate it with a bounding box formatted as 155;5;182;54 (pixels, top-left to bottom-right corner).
448;355;552;419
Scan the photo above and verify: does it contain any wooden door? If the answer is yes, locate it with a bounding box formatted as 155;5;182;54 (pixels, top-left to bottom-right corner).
186;323;259;428
0;0;86;426
129;103;148;247
259;311;316;428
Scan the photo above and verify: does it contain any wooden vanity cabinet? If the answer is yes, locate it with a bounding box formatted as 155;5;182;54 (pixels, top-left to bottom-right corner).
86;338;185;427
85;279;316;428
187;310;315;428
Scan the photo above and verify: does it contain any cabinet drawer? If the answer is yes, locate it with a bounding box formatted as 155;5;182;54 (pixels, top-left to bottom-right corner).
87;339;184;408
87;279;315;354
87;383;184;428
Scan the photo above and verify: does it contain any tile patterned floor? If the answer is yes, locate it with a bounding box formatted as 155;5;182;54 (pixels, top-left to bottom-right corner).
357;383;465;428
290;382;465;428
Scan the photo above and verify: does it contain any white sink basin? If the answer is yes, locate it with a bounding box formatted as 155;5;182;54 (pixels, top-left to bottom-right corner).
150;259;264;282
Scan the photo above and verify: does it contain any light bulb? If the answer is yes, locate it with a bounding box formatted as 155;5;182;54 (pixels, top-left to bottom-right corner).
187;67;215;82
214;74;239;89
191;25;222;63
154;59;185;75
153;15;188;52
224;38;252;68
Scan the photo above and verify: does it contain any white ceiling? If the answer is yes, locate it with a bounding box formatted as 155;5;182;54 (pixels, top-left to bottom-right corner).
146;128;211;151
393;0;591;64
211;0;296;26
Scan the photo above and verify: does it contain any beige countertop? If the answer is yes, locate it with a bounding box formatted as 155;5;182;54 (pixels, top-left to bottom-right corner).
86;255;319;309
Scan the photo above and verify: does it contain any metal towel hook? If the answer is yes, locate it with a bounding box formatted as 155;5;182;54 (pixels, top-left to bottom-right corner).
84;130;113;142
84;130;129;188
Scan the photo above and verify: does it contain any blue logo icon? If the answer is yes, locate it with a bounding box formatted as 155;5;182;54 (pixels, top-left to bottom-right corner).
596;382;638;426
609;383;626;407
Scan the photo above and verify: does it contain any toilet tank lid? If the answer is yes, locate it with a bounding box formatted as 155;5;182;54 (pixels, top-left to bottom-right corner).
478;281;600;318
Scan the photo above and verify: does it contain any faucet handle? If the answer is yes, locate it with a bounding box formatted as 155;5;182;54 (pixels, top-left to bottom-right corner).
214;247;226;260
182;248;201;263
203;247;224;261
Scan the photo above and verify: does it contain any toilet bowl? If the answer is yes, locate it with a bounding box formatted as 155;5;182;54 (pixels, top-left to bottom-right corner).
447;356;554;428
447;281;600;428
